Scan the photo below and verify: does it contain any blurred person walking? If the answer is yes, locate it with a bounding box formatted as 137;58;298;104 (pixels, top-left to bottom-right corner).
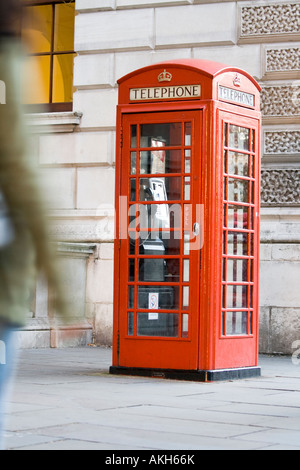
0;0;72;450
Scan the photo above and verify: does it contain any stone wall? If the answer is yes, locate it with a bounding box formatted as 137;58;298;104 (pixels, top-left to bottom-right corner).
24;0;300;354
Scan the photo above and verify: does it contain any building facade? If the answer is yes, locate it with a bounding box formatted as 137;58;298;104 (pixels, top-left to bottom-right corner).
21;0;300;355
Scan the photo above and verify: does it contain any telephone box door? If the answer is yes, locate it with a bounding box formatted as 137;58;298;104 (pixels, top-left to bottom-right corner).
116;110;202;370
215;111;261;370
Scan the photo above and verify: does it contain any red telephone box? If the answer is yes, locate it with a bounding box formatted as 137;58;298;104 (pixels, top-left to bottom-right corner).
110;59;261;381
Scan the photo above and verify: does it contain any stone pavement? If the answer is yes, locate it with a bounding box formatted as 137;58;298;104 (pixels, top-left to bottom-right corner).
3;347;300;450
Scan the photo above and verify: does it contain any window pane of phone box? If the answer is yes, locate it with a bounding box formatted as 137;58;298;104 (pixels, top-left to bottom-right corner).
128;312;134;336
138;286;179;310
140;150;182;174
224;285;248;308
137;312;179;337
139;259;180;283
226;311;248;335
140;123;182;147
228;178;249;203
226;258;248;282
229;125;250;151
227;205;249;229
139;233;181;256
139;177;181;201
227;152;249;177
227;232;248;256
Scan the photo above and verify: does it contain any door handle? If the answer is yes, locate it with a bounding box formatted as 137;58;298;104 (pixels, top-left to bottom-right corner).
193;222;199;236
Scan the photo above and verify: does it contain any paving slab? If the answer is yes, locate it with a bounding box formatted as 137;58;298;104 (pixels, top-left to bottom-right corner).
2;347;300;450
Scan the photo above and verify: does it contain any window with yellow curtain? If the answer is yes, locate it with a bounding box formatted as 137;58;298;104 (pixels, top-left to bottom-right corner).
22;0;75;112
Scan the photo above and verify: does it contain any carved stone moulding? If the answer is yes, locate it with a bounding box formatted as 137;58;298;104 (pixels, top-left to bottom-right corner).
263;127;300;162
263;45;300;79
261;169;300;206
239;2;300;43
260;82;300;124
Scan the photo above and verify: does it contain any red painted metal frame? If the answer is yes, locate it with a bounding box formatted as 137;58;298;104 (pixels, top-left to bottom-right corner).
113;60;261;373
115;110;202;370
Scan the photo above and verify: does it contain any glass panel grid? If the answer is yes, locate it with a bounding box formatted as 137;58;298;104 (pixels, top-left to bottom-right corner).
222;122;256;337
127;119;194;339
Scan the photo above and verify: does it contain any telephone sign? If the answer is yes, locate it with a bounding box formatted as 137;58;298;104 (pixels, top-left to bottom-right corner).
219;85;255;107
130;84;201;101
111;59;261;381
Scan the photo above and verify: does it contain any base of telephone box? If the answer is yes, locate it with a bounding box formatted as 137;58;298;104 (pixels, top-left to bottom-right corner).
109;365;261;382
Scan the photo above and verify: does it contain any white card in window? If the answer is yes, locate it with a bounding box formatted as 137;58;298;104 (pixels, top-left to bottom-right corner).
148;311;159;321
149;293;159;310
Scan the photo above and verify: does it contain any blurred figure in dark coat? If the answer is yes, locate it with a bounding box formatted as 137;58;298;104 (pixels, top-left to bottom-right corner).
0;0;73;449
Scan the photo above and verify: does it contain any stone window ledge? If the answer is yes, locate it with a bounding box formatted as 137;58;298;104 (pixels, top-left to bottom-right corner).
25;111;82;134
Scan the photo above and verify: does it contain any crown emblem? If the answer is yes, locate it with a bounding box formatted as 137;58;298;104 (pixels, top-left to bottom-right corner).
233;73;241;87
158;69;172;83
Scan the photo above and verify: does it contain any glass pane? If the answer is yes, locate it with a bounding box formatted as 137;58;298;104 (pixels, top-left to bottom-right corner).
222;311;225;336
224;123;228;147
250;182;255;204
226;311;248;336
139;177;181;201
128;203;138;230
250;156;254;178
137;204;182;236
23;55;51;104
224;150;228;174
130;179;136;201
138;286;179;310
251;129;255;152
227;205;249;229
139;231;181;256
250;233;254;256
223;177;227;201
129;239;135;255
183;260;190;282
131;125;137;148
184;233;190;255
128;312;134;336
182;286;189;310
228;152;249;177
222;258;226;281
140;150;182;174
225;285;248;308
141;123;182;147
227;258;248;282
185;149;191;173
185;122;191;146
129;259;135;282
229;125;250;151
227;232;248;256
182;314;189;338
128;286;134;308
135;207;175;244
137;312;179;337
131;152;137;175
52;53;74;103
250;286;253;308
184;177;191;200
250;207;254;229
228;178;249;203
139;259;180;283
22;5;52;54
54;3;75;52
250;259;254;283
